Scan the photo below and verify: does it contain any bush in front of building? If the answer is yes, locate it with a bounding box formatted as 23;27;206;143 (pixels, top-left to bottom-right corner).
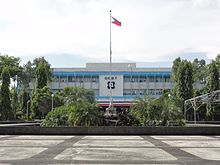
41;86;105;127
130;95;157;126
117;108;140;126
160;97;185;126
130;91;185;126
41;106;71;127
42;102;103;127
68;102;103;126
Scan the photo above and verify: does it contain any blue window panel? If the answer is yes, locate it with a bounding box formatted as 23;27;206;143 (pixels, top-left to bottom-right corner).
53;71;171;77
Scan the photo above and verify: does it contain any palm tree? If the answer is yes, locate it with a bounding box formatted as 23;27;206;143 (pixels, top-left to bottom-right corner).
61;87;95;106
69;102;102;126
161;97;183;126
130;95;155;126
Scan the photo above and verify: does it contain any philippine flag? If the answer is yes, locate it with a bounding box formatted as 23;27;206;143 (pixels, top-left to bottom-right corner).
111;16;121;26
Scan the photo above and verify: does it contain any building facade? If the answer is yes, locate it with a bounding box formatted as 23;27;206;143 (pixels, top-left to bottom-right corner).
50;63;173;108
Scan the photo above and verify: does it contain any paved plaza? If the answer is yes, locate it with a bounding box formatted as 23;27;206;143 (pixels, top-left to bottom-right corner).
0;135;219;164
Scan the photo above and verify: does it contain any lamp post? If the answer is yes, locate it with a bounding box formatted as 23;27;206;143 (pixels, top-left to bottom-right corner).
51;93;54;111
26;100;31;120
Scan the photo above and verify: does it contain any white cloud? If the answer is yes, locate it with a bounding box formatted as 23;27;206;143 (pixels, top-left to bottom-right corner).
0;0;220;66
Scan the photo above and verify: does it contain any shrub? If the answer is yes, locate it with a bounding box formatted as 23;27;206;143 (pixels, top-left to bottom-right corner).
41;106;75;127
42;102;102;127
68;102;102;126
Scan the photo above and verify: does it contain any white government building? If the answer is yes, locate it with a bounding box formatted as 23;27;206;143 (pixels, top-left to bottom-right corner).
50;63;173;109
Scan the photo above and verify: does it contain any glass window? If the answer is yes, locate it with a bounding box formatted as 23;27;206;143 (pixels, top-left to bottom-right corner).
148;76;154;82
155;76;163;82
92;76;99;83
84;76;91;82
123;89;131;95
140;89;147;95
155;89;162;95
164;76;171;82
132;76;138;82
60;76;67;82
76;76;83;83
124;76;130;82
68;76;75;82
148;89;155;95
139;76;147;83
131;89;138;95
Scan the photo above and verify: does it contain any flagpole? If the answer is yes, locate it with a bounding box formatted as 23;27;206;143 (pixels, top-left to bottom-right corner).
109;10;112;108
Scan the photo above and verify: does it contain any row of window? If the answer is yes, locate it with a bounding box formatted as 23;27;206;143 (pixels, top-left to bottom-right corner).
124;76;171;83
51;88;169;96
52;76;171;83
123;89;166;96
91;89;167;96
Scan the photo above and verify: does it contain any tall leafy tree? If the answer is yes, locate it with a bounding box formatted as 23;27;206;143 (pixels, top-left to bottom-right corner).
192;58;206;85
206;60;219;92
33;57;51;82
68;102;101;126
0;66;13;120
175;61;193;100
0;54;22;78
171;57;182;97
20;61;35;89
172;57;181;84
30;57;52;119
42;87;101;127
205;60;219;120
130;95;155;126
31;87;52;119
60;87;96;106
172;59;194;112
160;96;183;126
21;90;30;114
215;54;220;77
35;61;49;89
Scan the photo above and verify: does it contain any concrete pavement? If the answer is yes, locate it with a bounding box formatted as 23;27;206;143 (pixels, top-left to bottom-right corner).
0;135;219;164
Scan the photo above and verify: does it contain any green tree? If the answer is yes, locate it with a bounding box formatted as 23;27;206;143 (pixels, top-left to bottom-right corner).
35;61;49;89
31;87;52;119
151;90;184;126
11;87;18;119
117;108;139;126
130;95;155;126
60;87;96;106
30;57;52;119
60;87;101;126
41;106;72;127
68;102;102;126
172;57;181;82
205;60;219;120
0;54;22;78
206;60;219;92
16;90;30;120
42;87;102;127
0;67;13;120
171;57;182;97
215;54;220;70
20;61;35;89
160;97;183;126
176;60;194;100
33;57;51;82
192;58;206;85
172;59;194;112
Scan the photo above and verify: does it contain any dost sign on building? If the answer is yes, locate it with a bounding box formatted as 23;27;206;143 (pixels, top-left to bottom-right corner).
99;75;123;97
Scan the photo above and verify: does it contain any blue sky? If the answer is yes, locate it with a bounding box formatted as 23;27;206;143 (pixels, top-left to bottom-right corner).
0;0;219;67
